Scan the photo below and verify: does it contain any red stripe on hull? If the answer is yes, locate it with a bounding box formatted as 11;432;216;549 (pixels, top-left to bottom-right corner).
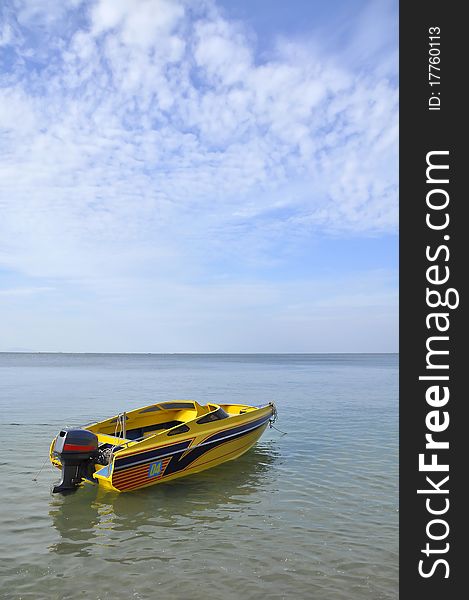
113;459;171;487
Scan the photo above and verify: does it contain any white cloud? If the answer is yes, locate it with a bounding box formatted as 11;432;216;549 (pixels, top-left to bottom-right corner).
1;1;397;275
0;0;398;351
0;286;54;296
0;21;14;46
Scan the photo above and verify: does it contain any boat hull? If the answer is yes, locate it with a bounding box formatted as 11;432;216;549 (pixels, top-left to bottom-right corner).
109;415;270;492
50;401;275;493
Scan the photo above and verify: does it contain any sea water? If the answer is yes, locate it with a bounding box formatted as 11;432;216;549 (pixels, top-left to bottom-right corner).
0;353;398;599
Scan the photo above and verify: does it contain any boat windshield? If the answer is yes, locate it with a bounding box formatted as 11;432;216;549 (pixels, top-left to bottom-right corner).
196;407;230;424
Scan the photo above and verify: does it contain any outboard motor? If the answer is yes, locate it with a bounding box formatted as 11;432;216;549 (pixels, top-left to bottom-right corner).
52;429;98;493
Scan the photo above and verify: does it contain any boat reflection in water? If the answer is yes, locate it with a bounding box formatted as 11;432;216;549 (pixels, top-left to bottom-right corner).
48;488;101;557
48;442;279;558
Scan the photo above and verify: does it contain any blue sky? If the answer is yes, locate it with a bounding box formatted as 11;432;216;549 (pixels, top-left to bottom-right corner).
0;0;398;353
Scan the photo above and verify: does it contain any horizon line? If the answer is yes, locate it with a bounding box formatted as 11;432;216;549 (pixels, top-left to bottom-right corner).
0;351;399;355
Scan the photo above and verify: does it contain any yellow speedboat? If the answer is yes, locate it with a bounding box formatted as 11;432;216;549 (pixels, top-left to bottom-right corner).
50;400;276;493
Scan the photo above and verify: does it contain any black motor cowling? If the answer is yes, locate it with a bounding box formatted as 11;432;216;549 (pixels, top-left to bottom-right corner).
52;429;98;494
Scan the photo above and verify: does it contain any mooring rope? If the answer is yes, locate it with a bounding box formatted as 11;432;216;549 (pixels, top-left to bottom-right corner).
32;455;50;481
109;411;128;463
268;402;287;435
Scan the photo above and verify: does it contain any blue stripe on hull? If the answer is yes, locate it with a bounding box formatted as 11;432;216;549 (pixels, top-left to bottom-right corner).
113;414;271;474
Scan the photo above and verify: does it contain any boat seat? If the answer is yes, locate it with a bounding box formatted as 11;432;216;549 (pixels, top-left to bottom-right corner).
124;420;184;440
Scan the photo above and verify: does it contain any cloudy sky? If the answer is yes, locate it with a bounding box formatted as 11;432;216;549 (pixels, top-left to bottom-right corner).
0;0;398;353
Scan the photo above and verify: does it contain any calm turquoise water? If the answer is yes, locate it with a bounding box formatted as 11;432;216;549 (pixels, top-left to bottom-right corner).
0;353;398;600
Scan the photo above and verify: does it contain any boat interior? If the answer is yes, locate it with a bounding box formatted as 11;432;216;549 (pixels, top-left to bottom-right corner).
86;401;257;446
